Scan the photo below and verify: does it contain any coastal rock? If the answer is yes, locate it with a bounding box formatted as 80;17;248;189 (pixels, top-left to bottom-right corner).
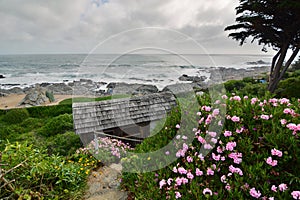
46;83;73;95
179;74;206;82
246;60;269;65
0;92;7;97
162;83;194;96
107;82;158;95
19;86;49;106
0;75;5;79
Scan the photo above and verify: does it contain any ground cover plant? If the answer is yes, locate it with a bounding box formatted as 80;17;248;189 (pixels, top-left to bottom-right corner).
0;104;100;199
121;93;300;199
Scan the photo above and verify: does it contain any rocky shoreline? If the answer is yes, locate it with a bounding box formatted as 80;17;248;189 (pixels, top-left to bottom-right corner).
0;66;269;107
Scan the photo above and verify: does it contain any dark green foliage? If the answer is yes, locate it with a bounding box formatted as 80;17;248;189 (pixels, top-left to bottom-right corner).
27;104;72;118
46;131;81;156
2;108;30;124
45;91;55;102
276;76;300;98
38;114;73;137
224;80;246;92
0;142;94;200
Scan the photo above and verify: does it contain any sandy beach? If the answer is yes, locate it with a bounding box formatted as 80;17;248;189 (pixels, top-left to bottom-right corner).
0;94;75;110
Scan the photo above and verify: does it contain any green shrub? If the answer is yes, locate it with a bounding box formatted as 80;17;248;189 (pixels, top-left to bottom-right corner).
38;114;73;137
46;131;82;156
27;104;72;118
0;142;97;200
224;80;246;93
276;77;300;98
2;108;30;124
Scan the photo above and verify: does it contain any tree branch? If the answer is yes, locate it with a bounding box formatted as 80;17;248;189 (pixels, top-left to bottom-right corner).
271;50;281;75
279;47;300;80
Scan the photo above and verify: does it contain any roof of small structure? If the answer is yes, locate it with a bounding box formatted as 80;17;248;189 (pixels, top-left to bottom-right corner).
72;92;177;136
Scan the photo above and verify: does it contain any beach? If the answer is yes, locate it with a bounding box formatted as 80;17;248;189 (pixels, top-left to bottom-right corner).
0;94;75;109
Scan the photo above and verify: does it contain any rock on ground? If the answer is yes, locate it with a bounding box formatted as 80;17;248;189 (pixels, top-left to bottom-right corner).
84;163;127;200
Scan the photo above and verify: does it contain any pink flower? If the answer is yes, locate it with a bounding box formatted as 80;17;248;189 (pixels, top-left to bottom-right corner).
250;188;261;198
203;188;213;196
228;152;243;164
186;156;193;163
187;172;194;180
212;153;220;161
271;148;283;157
278;183;288;192
280;98;290;104
198;153;204;161
159;179;166;189
197;111;202;116
207;167;214;175
266;157;278;166
226;141;237;151
244;96;249;99
231;116;240;122
198;136;206;144
167;178;173;185
222;95;228;99
221;175;227;183
181;177;188;184
204;143;213;150
217;146;224;153
175;177;182;186
224;130;232;137
176;124;181;129
291;191;300;199
225;184;231;191
251;98;259;104
178;167;187;175
230;95;241;101
175;191;181;199
212;109;220;116
271;185;277;192
173;167;178;173
261;114;270;120
280;119;287;125
229;165;243;176
205;115;212;125
195;168;203;176
211;138;218;144
208;131;217;137
202;105;211;112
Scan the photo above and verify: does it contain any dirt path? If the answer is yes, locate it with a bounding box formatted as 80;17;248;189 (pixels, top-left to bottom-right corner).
84;163;128;200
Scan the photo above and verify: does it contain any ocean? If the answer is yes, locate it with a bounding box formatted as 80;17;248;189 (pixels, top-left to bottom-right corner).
0;54;272;90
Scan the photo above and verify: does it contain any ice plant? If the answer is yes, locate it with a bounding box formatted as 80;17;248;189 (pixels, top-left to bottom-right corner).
250;188;261;198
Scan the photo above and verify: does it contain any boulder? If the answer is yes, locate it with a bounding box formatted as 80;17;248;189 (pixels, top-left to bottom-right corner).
19;86;49;106
179;74;206;82
0;74;5;79
107;82;158;95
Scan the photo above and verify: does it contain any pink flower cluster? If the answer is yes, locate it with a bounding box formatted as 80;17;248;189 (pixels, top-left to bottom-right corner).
250;187;261;198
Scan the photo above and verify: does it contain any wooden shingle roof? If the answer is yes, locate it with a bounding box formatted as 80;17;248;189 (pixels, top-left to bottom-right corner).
72;92;177;137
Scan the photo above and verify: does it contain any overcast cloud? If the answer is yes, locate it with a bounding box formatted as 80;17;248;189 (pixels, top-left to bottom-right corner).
0;0;274;54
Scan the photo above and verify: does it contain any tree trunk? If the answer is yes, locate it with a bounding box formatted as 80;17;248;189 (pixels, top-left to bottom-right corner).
267;44;289;93
267;46;299;93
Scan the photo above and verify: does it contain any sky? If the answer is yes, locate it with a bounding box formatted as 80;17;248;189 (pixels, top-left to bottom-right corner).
0;0;276;55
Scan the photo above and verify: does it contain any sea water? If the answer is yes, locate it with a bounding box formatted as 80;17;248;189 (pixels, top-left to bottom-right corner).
0;54;272;90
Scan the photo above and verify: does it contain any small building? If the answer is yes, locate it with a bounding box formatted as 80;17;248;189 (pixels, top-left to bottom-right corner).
73;92;177;146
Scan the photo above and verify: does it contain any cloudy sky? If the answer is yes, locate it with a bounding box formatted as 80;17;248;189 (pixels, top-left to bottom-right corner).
0;0;276;55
